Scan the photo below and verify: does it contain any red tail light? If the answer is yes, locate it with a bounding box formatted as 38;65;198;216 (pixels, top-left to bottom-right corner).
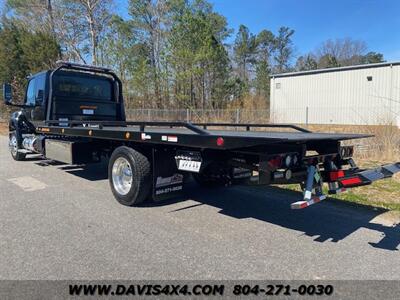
329;170;345;181
340;177;362;186
268;156;282;168
216;137;224;146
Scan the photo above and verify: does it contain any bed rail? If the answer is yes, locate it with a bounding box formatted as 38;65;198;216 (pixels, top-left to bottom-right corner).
44;120;210;135
193;122;312;133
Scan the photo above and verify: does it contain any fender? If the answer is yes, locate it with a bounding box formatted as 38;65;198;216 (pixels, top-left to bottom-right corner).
9;110;36;147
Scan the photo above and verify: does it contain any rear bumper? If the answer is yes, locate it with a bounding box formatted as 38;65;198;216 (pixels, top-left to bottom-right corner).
291;162;400;210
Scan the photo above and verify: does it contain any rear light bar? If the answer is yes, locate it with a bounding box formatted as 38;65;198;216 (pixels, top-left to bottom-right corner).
340;177;362;186
268;153;299;169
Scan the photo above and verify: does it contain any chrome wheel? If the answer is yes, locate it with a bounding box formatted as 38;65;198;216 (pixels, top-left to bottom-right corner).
9;134;18;157
112;157;133;195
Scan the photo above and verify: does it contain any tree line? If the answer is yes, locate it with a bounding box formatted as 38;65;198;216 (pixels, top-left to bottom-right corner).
0;0;385;113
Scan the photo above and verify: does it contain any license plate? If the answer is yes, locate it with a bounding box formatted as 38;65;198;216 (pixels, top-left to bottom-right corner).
178;160;201;172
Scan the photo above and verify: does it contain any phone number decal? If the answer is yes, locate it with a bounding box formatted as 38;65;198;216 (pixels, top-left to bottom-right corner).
232;284;334;296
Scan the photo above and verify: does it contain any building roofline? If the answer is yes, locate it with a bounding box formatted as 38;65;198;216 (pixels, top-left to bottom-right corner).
271;61;400;78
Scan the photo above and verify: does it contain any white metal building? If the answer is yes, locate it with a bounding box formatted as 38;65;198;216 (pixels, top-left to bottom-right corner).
270;62;400;125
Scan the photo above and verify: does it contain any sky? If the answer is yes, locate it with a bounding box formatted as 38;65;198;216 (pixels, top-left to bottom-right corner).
208;0;400;61
117;0;400;61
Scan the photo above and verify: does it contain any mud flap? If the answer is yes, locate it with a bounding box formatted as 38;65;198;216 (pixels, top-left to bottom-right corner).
152;148;185;202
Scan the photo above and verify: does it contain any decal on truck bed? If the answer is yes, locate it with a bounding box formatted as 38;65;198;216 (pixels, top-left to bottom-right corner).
161;135;178;142
155;174;184;196
141;133;151;140
156;174;184;188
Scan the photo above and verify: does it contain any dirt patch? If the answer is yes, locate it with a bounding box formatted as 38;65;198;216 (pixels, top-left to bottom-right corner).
0;122;8;135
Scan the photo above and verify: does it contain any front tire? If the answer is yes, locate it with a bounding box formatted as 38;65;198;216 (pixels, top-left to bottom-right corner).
9;131;26;161
108;146;151;206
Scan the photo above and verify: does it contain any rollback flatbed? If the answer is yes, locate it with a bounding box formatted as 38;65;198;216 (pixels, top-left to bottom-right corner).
3;61;400;208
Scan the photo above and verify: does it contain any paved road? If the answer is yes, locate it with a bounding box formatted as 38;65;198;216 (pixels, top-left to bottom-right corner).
0;135;399;280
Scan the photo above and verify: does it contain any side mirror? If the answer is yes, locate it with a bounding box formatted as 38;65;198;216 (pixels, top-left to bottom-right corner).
2;83;12;105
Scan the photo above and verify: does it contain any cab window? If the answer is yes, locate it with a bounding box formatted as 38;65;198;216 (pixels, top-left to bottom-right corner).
26;79;36;106
53;74;112;101
35;73;46;104
25;74;46;106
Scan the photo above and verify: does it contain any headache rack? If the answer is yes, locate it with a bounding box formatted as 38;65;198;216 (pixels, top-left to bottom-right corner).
55;60;112;73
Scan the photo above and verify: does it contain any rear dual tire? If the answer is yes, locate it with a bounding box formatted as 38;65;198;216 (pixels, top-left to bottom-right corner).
108;146;151;206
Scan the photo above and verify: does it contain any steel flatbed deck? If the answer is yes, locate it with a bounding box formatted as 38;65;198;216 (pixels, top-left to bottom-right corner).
36;121;371;150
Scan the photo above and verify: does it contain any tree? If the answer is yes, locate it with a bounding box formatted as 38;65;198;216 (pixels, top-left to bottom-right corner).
6;0;56;36
318;54;340;68
254;30;275;100
3;0;388;114
273;26;295;73
128;0;170;107
168;0;231;109
0;20;60;105
362;51;384;64
7;0;114;65
56;0;113;65
77;0;113;65
315;38;367;67
295;38;385;70
256;29;275;62
295;54;318;71
233;25;257;82
99;16;136;81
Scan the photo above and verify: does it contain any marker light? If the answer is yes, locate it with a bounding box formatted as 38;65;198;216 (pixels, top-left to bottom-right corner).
216;137;224;147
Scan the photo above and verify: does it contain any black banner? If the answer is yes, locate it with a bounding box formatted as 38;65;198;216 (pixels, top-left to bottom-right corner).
0;280;399;299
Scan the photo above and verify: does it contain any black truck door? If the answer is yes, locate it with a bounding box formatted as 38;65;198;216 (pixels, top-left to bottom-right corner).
25;73;46;121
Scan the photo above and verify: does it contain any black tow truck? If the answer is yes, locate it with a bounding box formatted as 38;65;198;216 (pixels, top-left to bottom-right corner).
3;61;400;208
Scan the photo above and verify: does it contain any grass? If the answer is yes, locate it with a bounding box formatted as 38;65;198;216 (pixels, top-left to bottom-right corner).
333;185;400;211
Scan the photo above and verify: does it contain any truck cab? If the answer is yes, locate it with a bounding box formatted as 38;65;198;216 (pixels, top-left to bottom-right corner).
8;64;124;123
3;61;125;160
